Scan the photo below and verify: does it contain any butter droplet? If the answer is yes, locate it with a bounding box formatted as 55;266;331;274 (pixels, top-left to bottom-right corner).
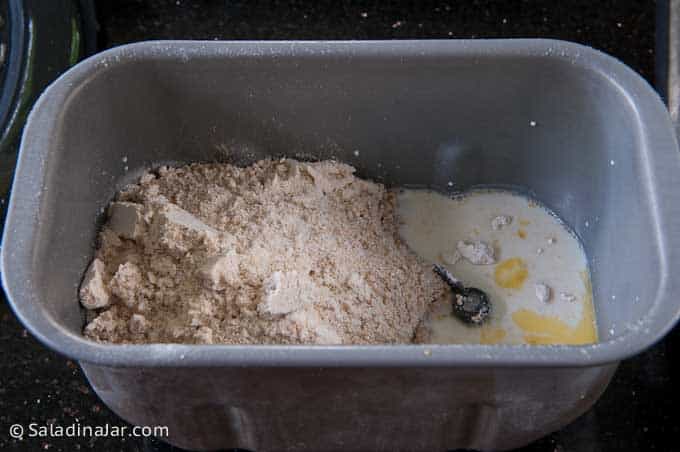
480;327;507;344
494;258;528;289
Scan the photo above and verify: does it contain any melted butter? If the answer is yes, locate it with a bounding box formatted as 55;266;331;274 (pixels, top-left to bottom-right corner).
480;327;507;344
511;272;597;344
494;258;528;289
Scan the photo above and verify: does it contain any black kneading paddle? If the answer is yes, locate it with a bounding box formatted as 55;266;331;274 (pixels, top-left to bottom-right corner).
433;264;491;326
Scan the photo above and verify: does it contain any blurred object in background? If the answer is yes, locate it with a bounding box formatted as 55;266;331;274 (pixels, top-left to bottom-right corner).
0;0;97;202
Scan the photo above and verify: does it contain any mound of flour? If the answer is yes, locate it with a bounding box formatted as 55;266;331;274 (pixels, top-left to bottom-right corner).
80;159;445;344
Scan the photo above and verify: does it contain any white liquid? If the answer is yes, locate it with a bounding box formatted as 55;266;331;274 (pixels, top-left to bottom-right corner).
398;189;598;345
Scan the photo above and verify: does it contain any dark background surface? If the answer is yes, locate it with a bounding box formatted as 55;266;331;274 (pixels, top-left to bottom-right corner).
1;1;678;451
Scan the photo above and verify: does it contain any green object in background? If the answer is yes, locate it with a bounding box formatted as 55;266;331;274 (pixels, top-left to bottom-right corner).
0;0;97;200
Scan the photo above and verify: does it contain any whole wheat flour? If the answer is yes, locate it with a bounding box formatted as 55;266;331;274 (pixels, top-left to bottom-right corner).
80;159;446;345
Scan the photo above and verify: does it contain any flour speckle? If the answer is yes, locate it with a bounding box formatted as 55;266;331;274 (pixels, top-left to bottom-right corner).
456;240;496;265
560;292;576;302
535;283;552;303
491;215;513;230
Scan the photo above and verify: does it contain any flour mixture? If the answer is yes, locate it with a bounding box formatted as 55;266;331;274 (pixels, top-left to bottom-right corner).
80;159;445;345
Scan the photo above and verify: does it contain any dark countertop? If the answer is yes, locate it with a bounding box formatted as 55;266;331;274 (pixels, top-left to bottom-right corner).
1;1;677;451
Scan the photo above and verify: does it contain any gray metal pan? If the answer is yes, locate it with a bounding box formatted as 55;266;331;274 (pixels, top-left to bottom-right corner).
2;40;680;451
